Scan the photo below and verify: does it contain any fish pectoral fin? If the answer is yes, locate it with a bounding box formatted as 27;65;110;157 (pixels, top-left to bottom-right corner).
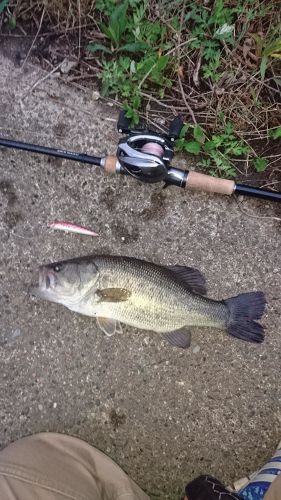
97;316;118;337
166;265;207;295
162;329;192;349
96;288;131;303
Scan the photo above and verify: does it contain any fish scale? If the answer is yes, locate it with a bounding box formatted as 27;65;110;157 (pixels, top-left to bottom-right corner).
75;256;226;332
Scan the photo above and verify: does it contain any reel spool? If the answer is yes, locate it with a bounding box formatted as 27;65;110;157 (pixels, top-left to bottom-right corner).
116;111;183;184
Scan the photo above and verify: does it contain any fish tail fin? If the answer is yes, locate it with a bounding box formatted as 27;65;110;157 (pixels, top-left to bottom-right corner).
224;291;266;343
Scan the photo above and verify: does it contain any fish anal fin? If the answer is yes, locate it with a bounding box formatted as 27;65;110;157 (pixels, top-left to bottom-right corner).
167;265;207;295
97;317;119;337
162;329;192;349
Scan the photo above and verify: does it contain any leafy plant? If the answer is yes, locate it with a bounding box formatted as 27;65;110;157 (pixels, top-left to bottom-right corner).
252;157;268;172
251;32;281;80
8;14;16;28
0;0;16;30
0;0;9;14
99;52;173;125
176;120;272;177
176;122;251;178
87;1;170;55
270;127;281;140
260;39;281;79
185;0;238;83
95;0;141;17
88;1;175;125
88;2;147;54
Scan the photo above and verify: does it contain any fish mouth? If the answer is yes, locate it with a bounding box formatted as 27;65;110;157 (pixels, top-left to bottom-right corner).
39;266;56;290
29;266;57;299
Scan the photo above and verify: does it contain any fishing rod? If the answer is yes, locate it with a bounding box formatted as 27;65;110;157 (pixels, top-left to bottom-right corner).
0;112;280;203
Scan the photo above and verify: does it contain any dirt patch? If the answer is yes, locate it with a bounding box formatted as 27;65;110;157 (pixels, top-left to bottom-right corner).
0;179;22;228
0;180;17;206
111;222;139;244
109;409;127;430
3;210;22;228
138;190;167;221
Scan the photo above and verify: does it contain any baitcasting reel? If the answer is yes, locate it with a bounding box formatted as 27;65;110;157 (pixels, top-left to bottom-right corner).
116;111;184;184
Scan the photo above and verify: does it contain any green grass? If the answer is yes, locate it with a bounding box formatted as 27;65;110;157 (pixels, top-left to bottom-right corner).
87;0;175;128
85;0;281;178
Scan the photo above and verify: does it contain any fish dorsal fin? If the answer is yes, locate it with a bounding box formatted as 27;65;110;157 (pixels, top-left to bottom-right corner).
162;329;192;349
167;265;207;295
96;288;131;302
96;317;123;336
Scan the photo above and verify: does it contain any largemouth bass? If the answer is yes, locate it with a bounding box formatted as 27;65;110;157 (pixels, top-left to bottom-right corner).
30;255;266;348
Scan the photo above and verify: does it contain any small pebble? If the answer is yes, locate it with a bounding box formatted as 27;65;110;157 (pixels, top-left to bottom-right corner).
38;404;43;411
60;58;78;74
4;328;23;345
92;90;100;101
193;345;200;354
53;402;57;409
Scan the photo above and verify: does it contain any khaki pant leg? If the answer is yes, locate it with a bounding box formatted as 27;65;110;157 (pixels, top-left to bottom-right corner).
0;433;150;500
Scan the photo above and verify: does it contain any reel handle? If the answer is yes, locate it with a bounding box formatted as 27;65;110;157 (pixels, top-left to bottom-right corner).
186;171;235;195
184;172;281;201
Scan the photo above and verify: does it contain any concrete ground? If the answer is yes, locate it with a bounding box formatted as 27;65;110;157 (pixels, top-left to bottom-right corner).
0;42;280;499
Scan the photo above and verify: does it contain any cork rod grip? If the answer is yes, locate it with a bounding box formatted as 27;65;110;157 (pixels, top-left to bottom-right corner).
186;171;235;195
103;155;118;174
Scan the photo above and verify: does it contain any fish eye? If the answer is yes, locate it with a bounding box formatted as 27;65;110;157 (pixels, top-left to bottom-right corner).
54;264;61;272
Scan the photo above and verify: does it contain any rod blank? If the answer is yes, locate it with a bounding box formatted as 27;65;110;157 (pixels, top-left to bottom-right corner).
235;183;281;203
0;137;102;167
